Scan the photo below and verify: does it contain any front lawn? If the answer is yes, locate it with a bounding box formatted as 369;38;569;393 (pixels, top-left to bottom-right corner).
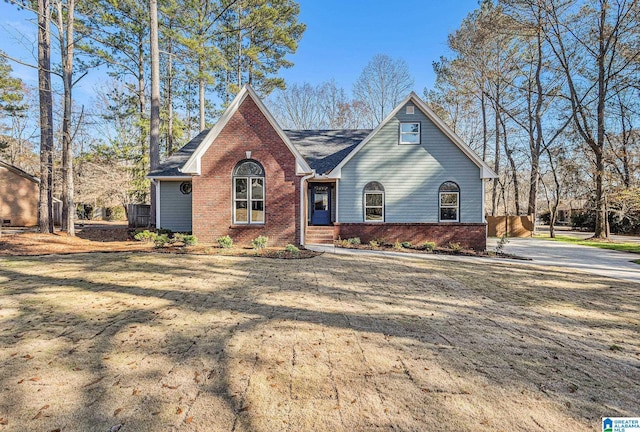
534;234;640;254
0;252;638;431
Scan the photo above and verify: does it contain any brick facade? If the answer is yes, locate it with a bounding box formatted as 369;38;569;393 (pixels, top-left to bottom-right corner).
0;164;38;227
334;222;487;251
192;96;301;246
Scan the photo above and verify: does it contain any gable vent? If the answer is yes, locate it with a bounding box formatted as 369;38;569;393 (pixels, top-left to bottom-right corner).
406;105;415;115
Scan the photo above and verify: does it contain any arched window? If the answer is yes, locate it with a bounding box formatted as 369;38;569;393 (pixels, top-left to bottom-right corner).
233;160;264;224
364;181;385;222
439;181;459;222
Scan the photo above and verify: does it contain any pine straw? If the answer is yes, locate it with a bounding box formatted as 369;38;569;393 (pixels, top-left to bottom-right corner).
0;252;637;431
0;232;318;259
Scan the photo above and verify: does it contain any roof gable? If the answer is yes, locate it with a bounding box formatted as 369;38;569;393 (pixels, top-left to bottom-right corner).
0;160;39;183
179;85;311;176
329;93;497;179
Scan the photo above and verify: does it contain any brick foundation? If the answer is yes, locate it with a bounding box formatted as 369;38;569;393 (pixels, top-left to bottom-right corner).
333;222;487;251
192;96;301;246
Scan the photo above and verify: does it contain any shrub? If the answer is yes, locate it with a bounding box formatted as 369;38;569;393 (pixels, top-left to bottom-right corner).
217;235;234;249
393;240;403;250
134;230;158;243
106;206;126;221
347;237;361;245
181;234;198;247
154;233;170;248
447;242;462;253
335;238;348;247
252;235;269;250
285;244;299;253
369;240;379;248
420;241;436;251
401;241;412;248
494;234;509;254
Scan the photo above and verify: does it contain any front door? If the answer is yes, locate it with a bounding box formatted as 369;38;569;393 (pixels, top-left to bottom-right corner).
310;184;331;225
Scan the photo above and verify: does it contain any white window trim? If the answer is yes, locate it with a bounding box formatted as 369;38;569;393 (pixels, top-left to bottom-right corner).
364;191;385;222
399;122;421;145
439;191;459;222
233;176;265;225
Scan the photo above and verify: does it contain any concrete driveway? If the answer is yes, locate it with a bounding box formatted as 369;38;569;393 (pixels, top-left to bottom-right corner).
487;237;640;283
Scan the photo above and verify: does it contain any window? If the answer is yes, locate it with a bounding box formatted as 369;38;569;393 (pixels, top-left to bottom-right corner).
364;181;384;222
400;122;420;144
233;160;264;224
180;181;192;195
439;181;459;222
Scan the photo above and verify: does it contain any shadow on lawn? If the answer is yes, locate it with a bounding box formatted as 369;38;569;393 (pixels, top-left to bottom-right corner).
0;252;638;431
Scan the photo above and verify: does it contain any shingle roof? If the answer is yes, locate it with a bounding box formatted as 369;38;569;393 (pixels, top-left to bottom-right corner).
148;128;372;177
148;129;210;177
283;129;372;174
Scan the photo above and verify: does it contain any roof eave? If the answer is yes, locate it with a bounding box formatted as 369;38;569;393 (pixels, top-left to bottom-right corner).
146;175;194;180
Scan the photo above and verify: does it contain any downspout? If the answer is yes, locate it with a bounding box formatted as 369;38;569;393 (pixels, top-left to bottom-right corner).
299;170;315;245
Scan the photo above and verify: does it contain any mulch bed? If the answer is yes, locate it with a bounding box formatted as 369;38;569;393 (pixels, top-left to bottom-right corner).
0;228;320;259
335;241;530;260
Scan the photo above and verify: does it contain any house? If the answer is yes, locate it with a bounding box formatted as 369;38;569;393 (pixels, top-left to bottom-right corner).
148;85;497;250
0;160;39;226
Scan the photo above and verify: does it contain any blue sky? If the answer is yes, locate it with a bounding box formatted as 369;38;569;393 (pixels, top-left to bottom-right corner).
0;0;478;106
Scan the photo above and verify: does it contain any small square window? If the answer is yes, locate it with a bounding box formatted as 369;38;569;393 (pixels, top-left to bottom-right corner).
400;122;420;144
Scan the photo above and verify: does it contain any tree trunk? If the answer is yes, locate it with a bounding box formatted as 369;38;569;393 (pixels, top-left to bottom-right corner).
237;6;242;89
37;0;54;233
593;150;607;238
527;12;545;233
59;0;75;236
138;33;147;161
167;22;174;155
480;86;488;160
592;2;608;239
199;72;205;131
491;86;500;216
502;117;519;215
149;0;160;227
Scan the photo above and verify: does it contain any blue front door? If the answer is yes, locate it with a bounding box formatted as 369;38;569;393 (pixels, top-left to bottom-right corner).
311;184;331;225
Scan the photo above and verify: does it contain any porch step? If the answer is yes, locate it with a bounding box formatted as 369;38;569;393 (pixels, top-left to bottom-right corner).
305;226;335;245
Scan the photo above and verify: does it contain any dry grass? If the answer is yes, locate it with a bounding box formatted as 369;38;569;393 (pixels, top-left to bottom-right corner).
0;252;638;431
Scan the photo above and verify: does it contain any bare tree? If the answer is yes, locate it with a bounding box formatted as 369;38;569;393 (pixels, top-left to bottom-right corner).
353;54;414;127
270;82;322;129
543;0;640;238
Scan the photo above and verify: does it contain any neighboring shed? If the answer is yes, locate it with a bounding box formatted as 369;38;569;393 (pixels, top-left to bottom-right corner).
0;160;39;226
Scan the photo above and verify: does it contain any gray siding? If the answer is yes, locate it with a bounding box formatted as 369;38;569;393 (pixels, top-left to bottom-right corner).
338;103;484;223
159;180;192;232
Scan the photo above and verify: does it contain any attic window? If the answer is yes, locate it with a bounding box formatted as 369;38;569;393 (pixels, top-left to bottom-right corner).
406;106;415;115
399;122;420;144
